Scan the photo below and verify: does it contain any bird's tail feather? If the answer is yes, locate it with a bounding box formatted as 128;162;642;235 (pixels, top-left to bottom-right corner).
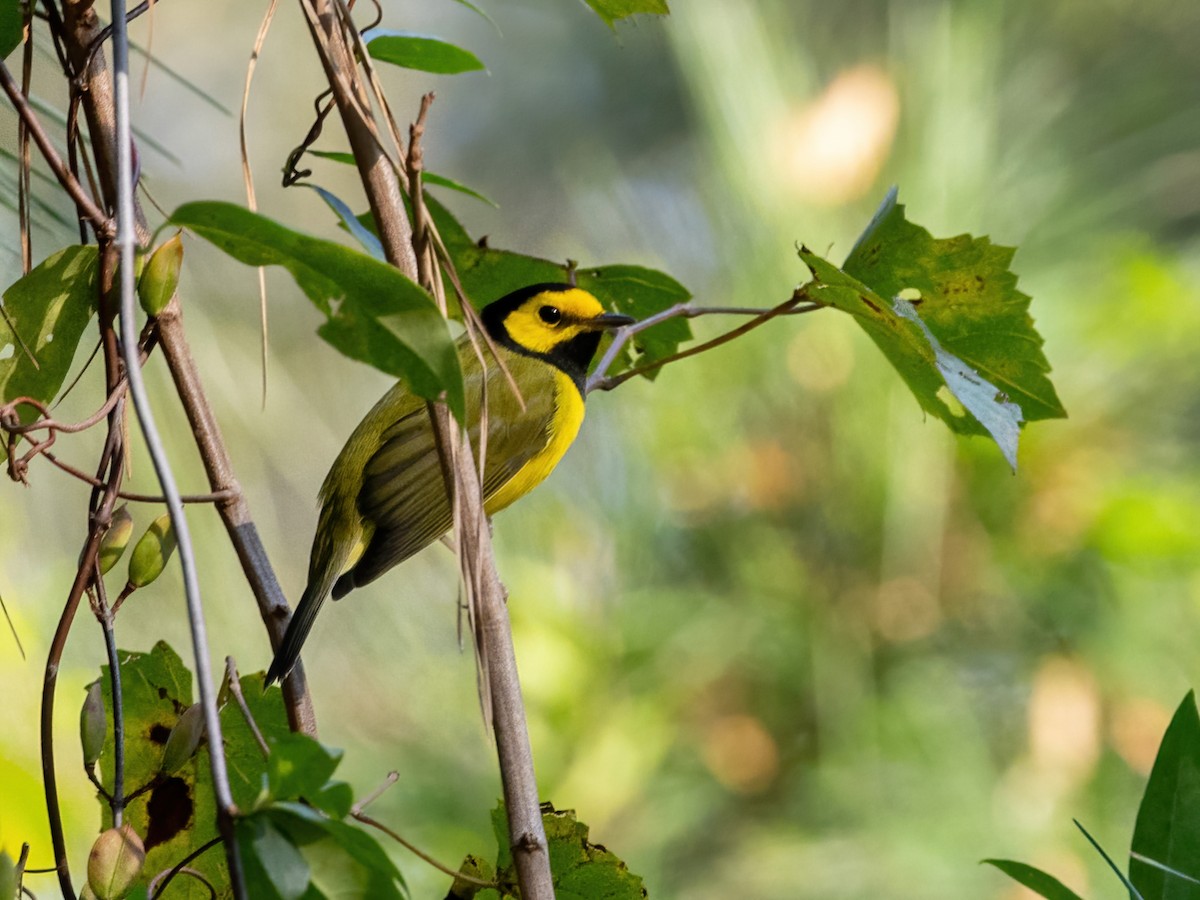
266;575;333;685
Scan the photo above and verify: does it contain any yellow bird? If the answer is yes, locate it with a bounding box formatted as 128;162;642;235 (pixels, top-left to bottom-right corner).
267;284;633;684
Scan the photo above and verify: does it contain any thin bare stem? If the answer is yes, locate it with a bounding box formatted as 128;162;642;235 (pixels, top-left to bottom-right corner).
19;19;33;274
352;811;498;889
351;770;398;814
239;0;280;405
588;294;823;393
42;445;123;899
95;571;126;826
149;837;223;899
108;1;244;892
224;657;269;757
40;451;237;502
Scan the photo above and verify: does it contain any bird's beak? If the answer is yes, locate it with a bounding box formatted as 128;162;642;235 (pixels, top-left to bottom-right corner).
587;312;636;330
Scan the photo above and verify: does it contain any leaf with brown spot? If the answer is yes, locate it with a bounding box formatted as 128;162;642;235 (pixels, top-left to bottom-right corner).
96;643;292;898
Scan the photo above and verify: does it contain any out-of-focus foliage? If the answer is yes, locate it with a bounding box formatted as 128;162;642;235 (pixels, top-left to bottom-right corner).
2;1;1199;899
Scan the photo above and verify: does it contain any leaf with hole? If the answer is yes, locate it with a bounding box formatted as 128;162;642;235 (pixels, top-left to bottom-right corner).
800;189;1064;468
95;643;292;899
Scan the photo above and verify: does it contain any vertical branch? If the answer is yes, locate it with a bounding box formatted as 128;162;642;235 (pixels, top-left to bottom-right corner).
96;588;126;826
107;0;245;894
298;3;554;895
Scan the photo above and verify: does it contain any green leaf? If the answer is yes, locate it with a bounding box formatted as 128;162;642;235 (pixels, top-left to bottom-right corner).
0;849;18;900
834;188;1065;457
576;264;692;377
0;0;23;60
1131;692;1200;899
307;149;357;167
1;245;99;422
448;0;501;34
982;859;1086;900
311;780;354;819
800;190;1061;470
306;184;385;261
97;642;217;899
582;0;670;27
423;173;498;209
480;802;645;899
237;813;312;900
169;201;465;420
310;152;495;207
366;31;485;74
1074;820;1145;900
95;645;292;899
267;732;344;803
268;803;407;899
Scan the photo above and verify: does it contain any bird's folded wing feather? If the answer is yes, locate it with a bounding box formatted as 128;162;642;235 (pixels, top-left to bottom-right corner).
350;354;558;586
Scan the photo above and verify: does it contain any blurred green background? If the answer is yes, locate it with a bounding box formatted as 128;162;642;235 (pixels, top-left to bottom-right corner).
3;0;1200;897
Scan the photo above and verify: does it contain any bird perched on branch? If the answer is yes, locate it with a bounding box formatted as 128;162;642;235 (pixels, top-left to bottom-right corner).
266;284;633;684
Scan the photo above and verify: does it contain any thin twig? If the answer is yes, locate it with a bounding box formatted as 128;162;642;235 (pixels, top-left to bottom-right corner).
108;1;245;893
40;450;236;502
224;657;269;757
18;14;33;274
239;0;280;405
588;294;822;393
148;836;223;899
351;770;398;814
94;568;126;827
352;811;498;889
41;442;123;900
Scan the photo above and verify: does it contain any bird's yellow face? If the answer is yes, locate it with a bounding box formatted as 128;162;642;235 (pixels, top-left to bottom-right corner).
499;287;616;356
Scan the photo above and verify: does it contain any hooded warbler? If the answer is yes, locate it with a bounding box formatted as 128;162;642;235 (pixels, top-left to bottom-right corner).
266;283;633;684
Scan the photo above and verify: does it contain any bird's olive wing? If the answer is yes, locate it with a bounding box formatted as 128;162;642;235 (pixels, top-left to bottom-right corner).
348;354;558;588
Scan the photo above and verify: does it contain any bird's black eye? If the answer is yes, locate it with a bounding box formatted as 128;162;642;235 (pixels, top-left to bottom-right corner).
538;305;562;325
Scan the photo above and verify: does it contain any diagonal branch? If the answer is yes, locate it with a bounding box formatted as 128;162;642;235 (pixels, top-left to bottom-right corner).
0;59;110;236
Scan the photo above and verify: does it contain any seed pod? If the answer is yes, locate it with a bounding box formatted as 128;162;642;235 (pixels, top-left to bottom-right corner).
126;513;177;590
80;681;107;768
137;232;183;317
160;703;206;775
87;824;145;900
79;883;100;900
0;850;17;900
98;505;134;575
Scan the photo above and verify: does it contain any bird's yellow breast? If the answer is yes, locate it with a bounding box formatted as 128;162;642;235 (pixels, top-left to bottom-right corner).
484;368;585;514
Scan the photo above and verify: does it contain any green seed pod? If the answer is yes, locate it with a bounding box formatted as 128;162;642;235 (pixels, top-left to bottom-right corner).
0;849;17;900
80;681;107;768
98;505;134;575
79;883;100;900
126;513;177;590
87;824;144;900
137;232;183;317
160;703;206;775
